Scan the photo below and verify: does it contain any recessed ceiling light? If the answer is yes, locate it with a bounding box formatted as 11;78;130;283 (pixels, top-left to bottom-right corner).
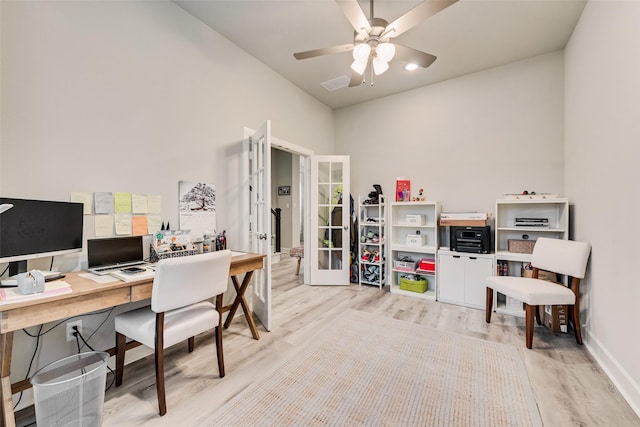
404;63;419;71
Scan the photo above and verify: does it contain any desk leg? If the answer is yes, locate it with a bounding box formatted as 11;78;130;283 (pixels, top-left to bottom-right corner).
223;272;260;340
1;332;15;427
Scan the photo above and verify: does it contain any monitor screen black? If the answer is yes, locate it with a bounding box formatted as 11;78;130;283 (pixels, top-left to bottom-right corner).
0;197;84;274
87;236;143;268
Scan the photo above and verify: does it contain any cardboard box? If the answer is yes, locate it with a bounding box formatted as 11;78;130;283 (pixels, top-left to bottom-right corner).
406;234;426;246
439;219;488;227
544;304;568;333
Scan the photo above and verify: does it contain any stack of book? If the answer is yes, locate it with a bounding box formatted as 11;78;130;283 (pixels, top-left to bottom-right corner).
439;212;488;227
514;217;549;227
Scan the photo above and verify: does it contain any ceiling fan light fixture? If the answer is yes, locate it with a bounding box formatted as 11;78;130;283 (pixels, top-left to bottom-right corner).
372;57;389;75
351;59;368;75
352;43;371;61
404;63;419;71
375;42;396;63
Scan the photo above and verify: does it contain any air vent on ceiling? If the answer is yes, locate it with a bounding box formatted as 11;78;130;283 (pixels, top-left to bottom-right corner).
321;75;350;92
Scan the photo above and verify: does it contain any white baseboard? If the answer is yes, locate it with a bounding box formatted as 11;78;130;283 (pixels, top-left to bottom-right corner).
585;329;640;418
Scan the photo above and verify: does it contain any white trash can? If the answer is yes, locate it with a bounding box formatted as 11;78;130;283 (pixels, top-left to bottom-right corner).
30;351;109;427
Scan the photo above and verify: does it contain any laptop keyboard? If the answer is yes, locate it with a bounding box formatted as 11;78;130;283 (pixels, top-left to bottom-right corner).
89;261;147;275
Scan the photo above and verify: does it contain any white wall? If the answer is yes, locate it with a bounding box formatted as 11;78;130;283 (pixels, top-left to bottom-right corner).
565;0;640;414
336;52;565;217
0;0;334;409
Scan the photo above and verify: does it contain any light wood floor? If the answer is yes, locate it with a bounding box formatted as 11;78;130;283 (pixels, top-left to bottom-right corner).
17;255;640;426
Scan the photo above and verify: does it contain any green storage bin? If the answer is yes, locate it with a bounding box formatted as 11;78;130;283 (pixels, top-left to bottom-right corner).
399;276;427;293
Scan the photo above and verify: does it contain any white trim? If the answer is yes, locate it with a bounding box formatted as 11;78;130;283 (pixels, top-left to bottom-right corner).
584;329;640;418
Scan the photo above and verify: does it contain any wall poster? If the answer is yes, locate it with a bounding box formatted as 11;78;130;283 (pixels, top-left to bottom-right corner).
178;181;216;241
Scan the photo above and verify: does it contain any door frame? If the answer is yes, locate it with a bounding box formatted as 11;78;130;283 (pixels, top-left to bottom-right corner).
243;127;314;285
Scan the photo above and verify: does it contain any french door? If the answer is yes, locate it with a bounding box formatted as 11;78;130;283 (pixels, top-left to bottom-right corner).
309;156;350;285
245;121;272;330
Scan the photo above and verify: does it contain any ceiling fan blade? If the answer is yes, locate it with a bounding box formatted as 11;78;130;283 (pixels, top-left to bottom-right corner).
384;0;458;39
294;44;354;60
335;0;371;36
394;44;437;68
348;70;364;87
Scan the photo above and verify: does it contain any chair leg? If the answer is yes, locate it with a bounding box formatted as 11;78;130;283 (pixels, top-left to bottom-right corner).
215;325;225;378
115;332;126;387
571;303;583;345
155;313;167;416
485;287;493;323
188;336;195;353
295;257;301;276
525;304;535;349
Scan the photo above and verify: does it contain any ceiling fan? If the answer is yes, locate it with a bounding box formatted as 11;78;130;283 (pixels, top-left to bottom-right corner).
293;0;458;87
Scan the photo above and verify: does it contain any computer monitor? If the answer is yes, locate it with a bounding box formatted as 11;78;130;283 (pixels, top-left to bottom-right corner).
0;197;84;275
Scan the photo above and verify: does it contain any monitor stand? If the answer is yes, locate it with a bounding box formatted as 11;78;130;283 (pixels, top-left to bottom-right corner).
9;261;27;276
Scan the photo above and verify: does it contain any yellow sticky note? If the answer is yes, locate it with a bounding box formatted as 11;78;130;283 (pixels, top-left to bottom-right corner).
114;192;132;213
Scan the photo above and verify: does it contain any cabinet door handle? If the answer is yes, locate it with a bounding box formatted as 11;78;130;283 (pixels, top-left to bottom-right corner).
470;257;477;260
453;256;461;259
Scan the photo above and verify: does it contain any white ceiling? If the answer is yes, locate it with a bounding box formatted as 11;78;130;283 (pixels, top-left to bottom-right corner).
174;0;586;110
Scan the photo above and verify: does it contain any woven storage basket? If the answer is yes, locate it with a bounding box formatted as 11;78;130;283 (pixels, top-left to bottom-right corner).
508;239;535;254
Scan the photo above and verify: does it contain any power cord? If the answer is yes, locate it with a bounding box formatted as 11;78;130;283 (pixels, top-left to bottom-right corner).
13;325;43;410
71;326;116;391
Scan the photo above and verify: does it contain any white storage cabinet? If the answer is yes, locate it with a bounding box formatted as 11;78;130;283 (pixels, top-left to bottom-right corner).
438;249;495;309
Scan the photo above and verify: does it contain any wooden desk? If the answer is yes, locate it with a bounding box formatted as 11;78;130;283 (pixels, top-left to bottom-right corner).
0;251;264;427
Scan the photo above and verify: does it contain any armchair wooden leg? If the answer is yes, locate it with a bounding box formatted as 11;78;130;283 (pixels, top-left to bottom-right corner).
155;313;167;416
188;336;195;353
535;305;543;326
115;332;126;387
215;325;225;378
571;303;583;345
485;287;493;323
295;257;301;276
525;304;535;349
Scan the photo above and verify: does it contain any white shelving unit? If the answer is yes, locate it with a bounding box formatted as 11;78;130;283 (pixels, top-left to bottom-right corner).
389;201;440;300
358;195;385;288
493;197;569;316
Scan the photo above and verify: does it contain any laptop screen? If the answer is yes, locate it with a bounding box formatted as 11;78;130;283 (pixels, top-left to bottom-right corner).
87;236;144;268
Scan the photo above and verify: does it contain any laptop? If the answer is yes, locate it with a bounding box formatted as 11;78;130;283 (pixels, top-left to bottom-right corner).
87;236;148;275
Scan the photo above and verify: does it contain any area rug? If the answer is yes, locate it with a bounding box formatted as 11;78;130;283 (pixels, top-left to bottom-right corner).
209;309;542;426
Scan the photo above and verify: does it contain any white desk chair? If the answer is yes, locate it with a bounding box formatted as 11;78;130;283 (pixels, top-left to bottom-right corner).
114;250;232;416
485;238;591;349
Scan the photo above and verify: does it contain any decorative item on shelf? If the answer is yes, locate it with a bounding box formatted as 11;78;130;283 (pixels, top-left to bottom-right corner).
395;178;411;202
362;248;371;262
372;249;381;262
411;188;425;202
